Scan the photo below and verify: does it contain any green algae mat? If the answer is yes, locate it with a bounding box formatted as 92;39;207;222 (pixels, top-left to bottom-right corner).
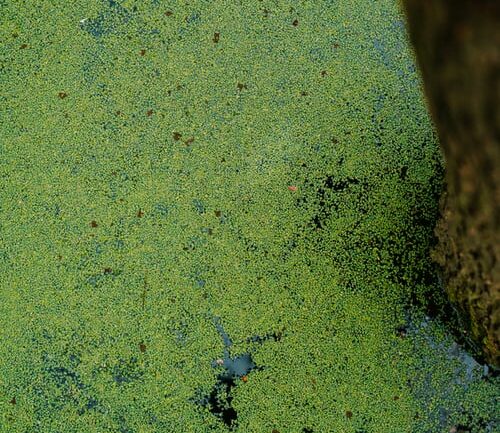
1;1;498;432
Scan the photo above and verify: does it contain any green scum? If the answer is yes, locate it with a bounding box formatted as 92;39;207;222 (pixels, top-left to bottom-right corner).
0;1;498;432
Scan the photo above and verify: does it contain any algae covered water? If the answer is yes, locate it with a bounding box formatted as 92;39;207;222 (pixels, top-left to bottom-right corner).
0;1;498;432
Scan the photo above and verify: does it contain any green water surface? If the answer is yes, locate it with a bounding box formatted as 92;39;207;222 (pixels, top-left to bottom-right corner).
1;1;498;432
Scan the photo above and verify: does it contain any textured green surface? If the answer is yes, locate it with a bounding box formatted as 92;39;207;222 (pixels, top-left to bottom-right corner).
0;1;498;432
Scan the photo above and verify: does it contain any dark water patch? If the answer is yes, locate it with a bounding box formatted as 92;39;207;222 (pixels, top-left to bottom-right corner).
154;203;170;217
177;11;202;37
371;91;387;147
373;39;392;69
112;357;144;385
324;176;360;192
246;328;284;344
194;316;276;429
192;198;205;214
399;166;408;180
199;352;260;429
186;11;201;24
182;235;207;251
189;266;207;289
213;316;233;348
305;175;362;230
172;321;188;346
80;0;133;39
47;365;85;390
41;353;102;416
86;267;122;288
117;415;135;433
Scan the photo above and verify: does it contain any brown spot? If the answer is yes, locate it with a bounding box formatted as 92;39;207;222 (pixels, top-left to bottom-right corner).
292;19;299;27
58;92;67;99
165;10;173;16
241;375;248;382
173;132;182;141
104;268;112;274
215;210;222;217
184;137;194;146
146;109;153;117
455;23;472;42
237;83;247;91
139;342;146;353
345;410;353;419
300;91;308;96
332;137;338;144
12;32;18;38
139;49;146;56
213;32;220;43
321;70;327;77
333;42;340;49
90;220;98;228
396;326;407;338
288;185;298;191
311;378;317;385
9;397;16;405
20;43;28;49
137;209;144;218
393;395;400;401
57;254;63;260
